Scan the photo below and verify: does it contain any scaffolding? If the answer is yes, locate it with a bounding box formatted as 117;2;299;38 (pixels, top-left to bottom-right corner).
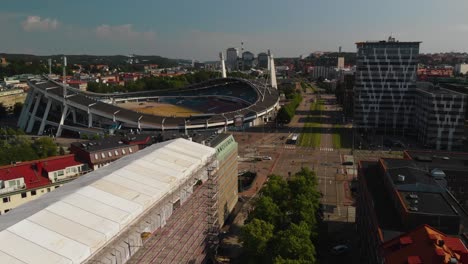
122;156;220;264
206;163;220;258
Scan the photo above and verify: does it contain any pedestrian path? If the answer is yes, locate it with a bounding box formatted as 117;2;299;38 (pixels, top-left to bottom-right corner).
320;147;334;152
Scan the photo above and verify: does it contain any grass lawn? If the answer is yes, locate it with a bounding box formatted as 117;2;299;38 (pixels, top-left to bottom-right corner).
298;100;323;147
332;125;341;149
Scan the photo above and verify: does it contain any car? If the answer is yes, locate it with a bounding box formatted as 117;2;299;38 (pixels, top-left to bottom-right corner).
331;245;349;255
262;156;272;160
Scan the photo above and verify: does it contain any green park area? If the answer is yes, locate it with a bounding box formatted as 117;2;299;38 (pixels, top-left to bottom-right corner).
298;100;324;148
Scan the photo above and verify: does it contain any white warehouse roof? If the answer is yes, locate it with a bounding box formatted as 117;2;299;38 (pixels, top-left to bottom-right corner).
0;138;215;264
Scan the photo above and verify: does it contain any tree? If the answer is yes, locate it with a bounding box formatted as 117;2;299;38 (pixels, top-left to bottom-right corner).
272;221;316;263
241;219;274;259
249;196;282;228
261;175;289;206
59;146;66;155
32;137;58;158
13;102;23;117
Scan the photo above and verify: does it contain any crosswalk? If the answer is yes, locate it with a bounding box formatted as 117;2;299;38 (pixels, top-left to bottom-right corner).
320;147;334;152
284;145;297;149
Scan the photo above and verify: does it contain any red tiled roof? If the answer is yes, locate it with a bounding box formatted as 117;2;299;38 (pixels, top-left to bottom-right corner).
407;256;422;264
383;224;468;264
0;155;82;190
400;236;413;245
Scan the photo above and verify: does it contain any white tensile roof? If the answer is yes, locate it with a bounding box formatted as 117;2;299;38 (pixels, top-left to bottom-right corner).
0;138;215;264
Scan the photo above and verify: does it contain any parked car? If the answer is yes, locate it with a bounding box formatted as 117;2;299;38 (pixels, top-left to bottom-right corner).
262;156;272;160
331;245;349;255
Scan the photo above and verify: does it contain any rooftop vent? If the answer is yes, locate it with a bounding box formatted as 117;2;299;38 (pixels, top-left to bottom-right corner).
409;206;419;212
407;194;419;199
397;174;406;182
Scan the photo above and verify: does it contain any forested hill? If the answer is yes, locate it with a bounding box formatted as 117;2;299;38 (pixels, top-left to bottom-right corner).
0;53;185;68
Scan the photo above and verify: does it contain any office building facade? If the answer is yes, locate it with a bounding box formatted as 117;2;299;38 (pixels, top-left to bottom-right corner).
414;86;466;150
354;38;420;132
226;48;239;71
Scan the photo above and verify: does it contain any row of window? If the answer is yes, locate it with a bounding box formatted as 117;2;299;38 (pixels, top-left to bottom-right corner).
2;186;60;203
94;147;134;160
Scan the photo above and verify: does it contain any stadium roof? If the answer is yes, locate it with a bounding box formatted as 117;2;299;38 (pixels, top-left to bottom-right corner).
0;138;215;264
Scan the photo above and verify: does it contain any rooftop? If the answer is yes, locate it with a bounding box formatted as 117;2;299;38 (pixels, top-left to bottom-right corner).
359;161;403;241
382;158;468;219
383;225;468;264
0;155;83;190
70;135;151;152
0;138;216;264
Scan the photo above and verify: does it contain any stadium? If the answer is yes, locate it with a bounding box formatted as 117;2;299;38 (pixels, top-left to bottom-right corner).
18;76;280;137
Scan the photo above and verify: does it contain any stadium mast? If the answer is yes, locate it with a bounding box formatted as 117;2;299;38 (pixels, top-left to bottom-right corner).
219;52;227;78
268;50;277;89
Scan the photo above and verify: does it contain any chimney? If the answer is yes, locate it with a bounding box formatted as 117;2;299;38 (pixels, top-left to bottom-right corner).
36;161;42;173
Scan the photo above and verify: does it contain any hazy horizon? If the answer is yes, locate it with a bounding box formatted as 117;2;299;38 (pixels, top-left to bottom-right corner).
1;0;467;61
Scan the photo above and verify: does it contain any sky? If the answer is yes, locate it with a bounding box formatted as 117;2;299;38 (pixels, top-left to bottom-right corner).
1;0;467;61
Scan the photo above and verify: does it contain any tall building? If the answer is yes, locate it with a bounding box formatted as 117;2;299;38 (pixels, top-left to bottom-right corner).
337;57;345;69
455;63;468;75
414;85;466;150
257;52;269;69
354;37;420;132
242;51;255;69
226;48;239;71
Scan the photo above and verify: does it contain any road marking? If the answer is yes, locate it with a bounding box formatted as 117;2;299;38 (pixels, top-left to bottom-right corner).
284;145;296;149
320;147;334;152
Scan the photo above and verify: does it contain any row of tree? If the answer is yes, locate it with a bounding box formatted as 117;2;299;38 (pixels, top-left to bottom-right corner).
241;168;321;263
87;71;254;93
0;128;60;166
276;92;303;124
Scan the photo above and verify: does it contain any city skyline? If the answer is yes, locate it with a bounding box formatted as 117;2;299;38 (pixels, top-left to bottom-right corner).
0;0;468;61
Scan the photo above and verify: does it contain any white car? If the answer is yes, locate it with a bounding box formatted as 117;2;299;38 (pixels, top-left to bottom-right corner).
262;156;272;160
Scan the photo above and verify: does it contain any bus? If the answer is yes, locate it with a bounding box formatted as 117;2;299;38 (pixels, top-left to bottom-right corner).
288;133;299;144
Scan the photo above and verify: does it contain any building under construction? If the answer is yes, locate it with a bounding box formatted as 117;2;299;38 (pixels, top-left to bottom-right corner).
0;136;238;264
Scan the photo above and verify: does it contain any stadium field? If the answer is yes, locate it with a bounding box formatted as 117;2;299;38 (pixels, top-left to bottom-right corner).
118;101;201;117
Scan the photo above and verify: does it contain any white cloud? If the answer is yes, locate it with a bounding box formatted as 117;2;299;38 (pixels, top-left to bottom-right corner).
95;24;156;42
22;16;59;32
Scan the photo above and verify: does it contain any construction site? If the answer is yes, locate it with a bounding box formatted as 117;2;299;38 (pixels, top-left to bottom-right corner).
0;136;238;264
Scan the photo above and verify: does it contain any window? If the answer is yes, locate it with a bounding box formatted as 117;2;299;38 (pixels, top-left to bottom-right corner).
47;188;51;192
4;209;10;213
55;186;60;189
115;150;119;156
101;153;106;158
66;168;70;173
57;170;64;177
94;153;99;160
2;197;10;203
31;190;37;196
108;151;112;157
21;192;27;198
122;149;126;155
